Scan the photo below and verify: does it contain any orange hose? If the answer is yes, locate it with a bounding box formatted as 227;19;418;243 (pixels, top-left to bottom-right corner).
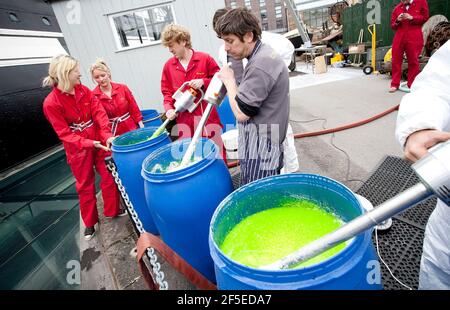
227;160;239;168
294;104;399;139
227;104;400;168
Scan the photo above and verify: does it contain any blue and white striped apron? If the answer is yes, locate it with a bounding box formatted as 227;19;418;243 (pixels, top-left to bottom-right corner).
238;120;283;186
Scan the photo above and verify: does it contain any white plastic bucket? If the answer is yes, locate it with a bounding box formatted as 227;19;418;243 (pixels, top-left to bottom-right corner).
221;129;238;160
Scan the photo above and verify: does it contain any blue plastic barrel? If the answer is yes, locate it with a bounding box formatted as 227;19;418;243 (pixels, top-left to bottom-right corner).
111;127;171;234
209;174;382;290
216;96;236;132
141;138;234;282
140;109;163;128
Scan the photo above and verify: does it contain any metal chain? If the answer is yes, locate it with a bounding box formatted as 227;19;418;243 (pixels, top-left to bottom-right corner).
106;159;168;290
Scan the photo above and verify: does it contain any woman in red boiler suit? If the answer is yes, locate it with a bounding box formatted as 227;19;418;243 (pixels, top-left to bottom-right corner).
42;55;120;241
160;24;226;161
389;0;429;92
90;59;144;136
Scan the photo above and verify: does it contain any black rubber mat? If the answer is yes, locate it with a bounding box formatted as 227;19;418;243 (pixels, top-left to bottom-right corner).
373;219;424;290
356;155;436;290
357;156;436;230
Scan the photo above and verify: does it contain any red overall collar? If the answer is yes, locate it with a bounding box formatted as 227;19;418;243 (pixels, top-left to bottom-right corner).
93;82;120;100
170;49;201;71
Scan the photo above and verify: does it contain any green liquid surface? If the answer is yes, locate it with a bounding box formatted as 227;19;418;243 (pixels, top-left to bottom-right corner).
220;199;348;269
150;156;202;173
121;136;153;145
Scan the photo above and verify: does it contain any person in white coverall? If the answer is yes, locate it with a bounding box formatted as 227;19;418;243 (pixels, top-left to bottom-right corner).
395;40;450;289
216;26;299;173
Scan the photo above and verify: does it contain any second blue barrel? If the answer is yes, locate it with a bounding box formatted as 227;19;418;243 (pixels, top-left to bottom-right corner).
209;174;382;290
140;109;163;128
216;96;236;132
141;138;234;282
111;127;171;233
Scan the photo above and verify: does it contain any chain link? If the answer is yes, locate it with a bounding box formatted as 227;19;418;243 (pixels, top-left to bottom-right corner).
106;160;168;290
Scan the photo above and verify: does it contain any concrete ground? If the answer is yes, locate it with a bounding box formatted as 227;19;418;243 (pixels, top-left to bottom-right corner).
80;62;409;290
289;63;406;191
79;200;146;290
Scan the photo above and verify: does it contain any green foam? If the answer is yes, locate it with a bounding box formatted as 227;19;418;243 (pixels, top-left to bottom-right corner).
220;199;348;269
120;136;152;145
150;156;202;173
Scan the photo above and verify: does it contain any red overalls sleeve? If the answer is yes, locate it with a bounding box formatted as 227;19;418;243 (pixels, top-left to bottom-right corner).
410;0;429;25
161;63;175;112
391;6;402;30
202;55;220;90
124;85;143;123
90;92;113;141
43;97;95;149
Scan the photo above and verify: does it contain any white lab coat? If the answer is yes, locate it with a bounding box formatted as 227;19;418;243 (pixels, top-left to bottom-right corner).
395;40;450;289
218;32;299;173
218;31;295;68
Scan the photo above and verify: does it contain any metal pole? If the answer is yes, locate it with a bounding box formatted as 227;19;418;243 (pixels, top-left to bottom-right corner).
283;0;312;48
179;103;214;169
262;183;433;270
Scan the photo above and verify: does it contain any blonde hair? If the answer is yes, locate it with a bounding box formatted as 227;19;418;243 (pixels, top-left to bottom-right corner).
90;58;111;81
161;24;192;49
42;54;79;92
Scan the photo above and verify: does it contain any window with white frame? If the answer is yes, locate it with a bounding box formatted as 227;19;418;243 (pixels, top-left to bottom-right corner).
244;0;251;8
276;19;285;30
109;4;174;50
275;5;282;18
260;8;267;20
259;0;265;8
230;1;237;9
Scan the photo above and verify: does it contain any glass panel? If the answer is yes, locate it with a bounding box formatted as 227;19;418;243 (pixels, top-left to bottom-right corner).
0;148;92;289
0;205;79;289
275;6;282;18
113;12;149;48
0;199;78;266
276;19;285;30
0;201;26;220
134;10;151;44
261;9;267;20
147;5;174;41
1;156;73;198
112;5;174;48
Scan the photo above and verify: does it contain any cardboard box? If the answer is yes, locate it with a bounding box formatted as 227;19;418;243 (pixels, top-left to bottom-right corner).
314;55;327;74
348;43;365;54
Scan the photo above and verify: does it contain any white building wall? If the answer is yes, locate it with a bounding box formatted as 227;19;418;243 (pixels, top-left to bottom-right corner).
50;0;224;111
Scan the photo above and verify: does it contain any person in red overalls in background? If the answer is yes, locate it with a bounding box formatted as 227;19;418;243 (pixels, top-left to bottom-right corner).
90;59;144;136
42;55;121;241
389;0;429;92
160;24;227;162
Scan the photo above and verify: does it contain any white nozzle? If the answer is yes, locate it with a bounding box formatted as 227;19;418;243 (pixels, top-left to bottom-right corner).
413;140;450;205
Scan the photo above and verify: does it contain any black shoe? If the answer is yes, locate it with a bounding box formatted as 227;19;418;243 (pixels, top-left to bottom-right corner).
116;209;128;217
105;209;127;218
84;226;95;240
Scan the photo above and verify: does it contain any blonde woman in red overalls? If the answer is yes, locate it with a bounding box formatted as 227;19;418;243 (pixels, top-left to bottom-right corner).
90;59;144;137
42;55;120;241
